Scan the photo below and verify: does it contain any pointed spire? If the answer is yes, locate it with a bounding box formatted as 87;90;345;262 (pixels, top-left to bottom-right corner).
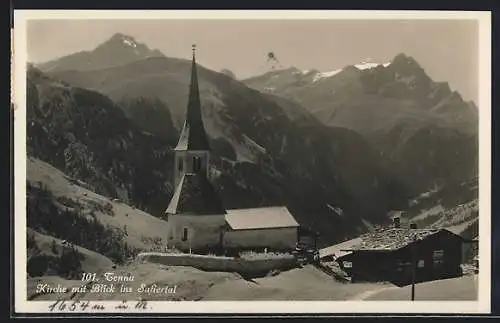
174;45;211;151
186;44;202;126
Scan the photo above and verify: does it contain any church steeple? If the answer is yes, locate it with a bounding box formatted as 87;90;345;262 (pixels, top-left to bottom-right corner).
174;44;211;152
172;45;211;189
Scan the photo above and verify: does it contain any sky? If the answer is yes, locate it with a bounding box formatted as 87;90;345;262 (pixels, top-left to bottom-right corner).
27;18;479;103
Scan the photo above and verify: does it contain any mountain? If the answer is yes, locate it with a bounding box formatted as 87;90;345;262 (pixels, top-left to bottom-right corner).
243;55;479;193
220;69;237;79
37;33;165;73
29;59;409;246
243;55;478;137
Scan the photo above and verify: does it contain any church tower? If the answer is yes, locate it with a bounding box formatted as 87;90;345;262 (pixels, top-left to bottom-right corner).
173;44;211;188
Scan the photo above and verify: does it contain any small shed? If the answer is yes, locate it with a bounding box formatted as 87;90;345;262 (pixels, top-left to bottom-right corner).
223;206;299;251
336;228;467;285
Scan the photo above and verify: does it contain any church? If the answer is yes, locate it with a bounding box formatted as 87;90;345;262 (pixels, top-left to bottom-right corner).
164;46;300;254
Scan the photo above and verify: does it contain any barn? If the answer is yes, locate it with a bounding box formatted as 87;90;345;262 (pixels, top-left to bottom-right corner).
336;227;467;285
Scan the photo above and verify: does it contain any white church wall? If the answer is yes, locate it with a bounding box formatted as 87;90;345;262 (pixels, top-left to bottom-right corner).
224;227;298;251
168;214;226;251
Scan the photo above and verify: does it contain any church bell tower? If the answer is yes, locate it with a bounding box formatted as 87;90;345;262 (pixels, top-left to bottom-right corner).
173;45;211;188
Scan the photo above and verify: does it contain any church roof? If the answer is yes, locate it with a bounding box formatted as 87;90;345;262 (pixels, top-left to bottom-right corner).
165;173;226;215
225;206;299;230
174;47;211;152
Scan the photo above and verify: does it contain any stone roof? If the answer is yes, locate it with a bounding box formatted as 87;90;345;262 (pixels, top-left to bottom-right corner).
225;206;299;230
165;173;226;215
346;228;447;251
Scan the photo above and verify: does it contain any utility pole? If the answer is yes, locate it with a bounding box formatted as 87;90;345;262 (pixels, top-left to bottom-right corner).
411;256;416;300
411;236;418;301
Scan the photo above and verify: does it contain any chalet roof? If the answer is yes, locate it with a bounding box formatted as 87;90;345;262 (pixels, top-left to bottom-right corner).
174;48;211;152
319;237;362;259
225;206;299;230
345;228;452;251
165;173;226;215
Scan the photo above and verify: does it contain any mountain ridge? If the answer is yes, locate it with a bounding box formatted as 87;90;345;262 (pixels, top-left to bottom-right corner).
37;33;166;73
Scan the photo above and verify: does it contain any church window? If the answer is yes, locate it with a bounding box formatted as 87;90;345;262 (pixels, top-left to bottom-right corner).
193;157;202;172
178;158;183;172
182;228;188;241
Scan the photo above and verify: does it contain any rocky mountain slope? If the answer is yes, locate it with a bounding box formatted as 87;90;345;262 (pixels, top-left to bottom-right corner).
243;55;479;193
27;66;175;214
243;55;478;136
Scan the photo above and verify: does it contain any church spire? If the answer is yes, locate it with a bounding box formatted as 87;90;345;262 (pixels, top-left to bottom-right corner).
174;44;211;152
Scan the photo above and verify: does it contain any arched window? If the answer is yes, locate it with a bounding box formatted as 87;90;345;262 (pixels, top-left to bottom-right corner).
193;156;202;172
182;228;188;241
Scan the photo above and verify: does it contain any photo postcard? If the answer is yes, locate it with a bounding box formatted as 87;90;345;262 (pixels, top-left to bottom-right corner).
11;9;492;315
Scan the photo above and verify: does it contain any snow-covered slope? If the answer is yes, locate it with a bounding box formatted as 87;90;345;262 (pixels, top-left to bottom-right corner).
27;157;170;250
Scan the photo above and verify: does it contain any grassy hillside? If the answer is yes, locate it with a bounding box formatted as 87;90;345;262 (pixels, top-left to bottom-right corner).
27;157;170;251
26;157;170;280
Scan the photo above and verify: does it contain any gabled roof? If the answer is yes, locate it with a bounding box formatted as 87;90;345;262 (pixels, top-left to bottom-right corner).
343;228;461;251
319;237;363;259
225;206;299;230
165;173;226;215
174;49;211;152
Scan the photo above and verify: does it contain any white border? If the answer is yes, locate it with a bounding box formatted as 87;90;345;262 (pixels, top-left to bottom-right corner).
13;10;492;314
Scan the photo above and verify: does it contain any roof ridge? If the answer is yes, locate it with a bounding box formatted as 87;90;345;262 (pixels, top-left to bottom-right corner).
226;205;285;211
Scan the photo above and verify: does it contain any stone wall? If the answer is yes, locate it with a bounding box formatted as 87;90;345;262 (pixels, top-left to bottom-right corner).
137;252;297;277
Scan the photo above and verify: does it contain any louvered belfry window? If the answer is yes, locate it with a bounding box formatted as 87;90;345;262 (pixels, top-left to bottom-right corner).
178;158;184;172
193;156;202;172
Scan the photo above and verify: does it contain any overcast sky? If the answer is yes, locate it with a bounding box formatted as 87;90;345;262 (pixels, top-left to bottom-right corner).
27;19;478;102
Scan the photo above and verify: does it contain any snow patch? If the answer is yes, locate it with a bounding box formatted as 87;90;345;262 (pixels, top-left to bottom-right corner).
242;135;267;155
313;69;342;82
123;38;137;48
354;62;388;70
327;204;344;216
411;205;446;222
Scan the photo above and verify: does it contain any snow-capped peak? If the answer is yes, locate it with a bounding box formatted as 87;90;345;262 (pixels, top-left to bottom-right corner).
354;61;390;70
311;60;391;83
313;69;342;82
122;38;137;48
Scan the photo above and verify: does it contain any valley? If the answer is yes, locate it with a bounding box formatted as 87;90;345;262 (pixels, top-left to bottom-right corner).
24;33;479;301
